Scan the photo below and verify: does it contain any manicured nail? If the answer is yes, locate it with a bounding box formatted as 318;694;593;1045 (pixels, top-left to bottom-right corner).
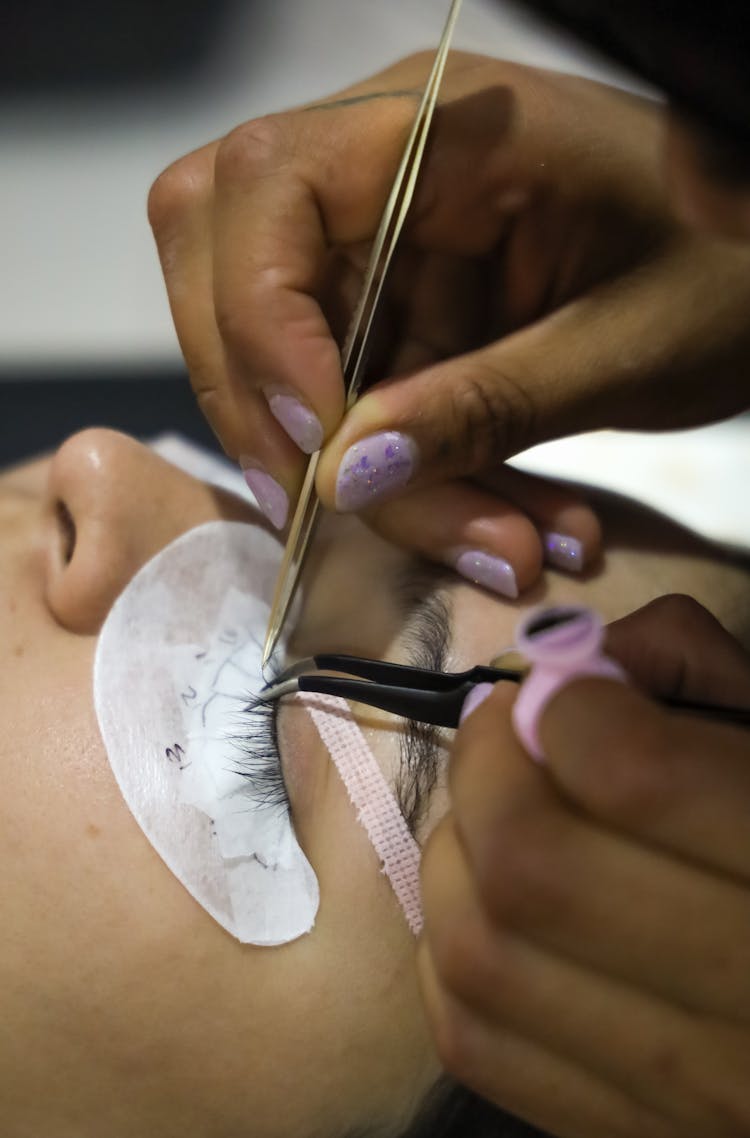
335;431;417;512
543;532;584;573
453;550;518;599
264;389;323;455
459;682;495;724
239;459;288;530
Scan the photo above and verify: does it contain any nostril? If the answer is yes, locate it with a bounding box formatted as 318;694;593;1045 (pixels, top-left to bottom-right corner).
55;499;76;565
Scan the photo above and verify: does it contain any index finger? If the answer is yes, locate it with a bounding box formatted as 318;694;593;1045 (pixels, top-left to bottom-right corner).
210;94;418;446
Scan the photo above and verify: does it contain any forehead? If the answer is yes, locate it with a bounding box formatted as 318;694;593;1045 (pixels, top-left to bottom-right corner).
289;511;423;659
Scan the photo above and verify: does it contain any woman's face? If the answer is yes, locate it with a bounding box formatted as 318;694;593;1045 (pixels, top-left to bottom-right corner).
1;427;524;1138
6;428;740;1138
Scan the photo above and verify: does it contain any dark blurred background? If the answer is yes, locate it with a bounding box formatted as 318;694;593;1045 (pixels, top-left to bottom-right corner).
0;373;216;465
1;0;235;92
3;0;601;463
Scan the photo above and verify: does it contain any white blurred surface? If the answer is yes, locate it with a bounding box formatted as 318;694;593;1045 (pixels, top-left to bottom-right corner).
0;0;637;371
513;420;750;550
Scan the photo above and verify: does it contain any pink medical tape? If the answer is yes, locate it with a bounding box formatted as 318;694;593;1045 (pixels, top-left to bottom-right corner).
299;692;423;936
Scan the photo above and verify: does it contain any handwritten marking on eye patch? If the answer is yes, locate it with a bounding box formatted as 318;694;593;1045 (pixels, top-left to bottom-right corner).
165;743;189;770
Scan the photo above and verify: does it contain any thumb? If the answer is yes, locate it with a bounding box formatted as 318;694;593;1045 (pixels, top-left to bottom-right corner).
605;594;750;707
315;323;591;512
316;236;750;513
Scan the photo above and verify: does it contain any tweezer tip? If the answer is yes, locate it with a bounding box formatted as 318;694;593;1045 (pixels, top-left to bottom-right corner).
260;634;276;679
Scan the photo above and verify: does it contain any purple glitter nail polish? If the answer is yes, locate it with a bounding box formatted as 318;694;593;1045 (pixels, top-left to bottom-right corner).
265;390;324;455
544;531;584;573
454;550;518;599
335;431;417;512
240;463;289;530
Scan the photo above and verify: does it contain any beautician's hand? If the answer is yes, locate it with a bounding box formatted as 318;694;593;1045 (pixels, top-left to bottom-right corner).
148;53;750;587
417;594;750;1137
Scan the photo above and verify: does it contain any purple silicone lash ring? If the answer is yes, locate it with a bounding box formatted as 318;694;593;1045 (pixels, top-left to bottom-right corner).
516;605;606;665
511;604;627;762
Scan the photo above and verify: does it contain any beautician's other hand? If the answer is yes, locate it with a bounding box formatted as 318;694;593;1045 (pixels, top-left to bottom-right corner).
148;53;750;586
418;594;750;1138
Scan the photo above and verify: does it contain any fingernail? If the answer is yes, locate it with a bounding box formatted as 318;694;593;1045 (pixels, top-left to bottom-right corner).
459;682;495;724
453;549;518;599
543;532;584;573
335;431;417;512
239;458;289;530
264;388;323;455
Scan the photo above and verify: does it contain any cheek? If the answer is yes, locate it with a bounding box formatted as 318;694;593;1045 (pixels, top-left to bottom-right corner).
1;633;110;854
1;637;154;966
271;774;436;1124
0;632;216;1030
0;643;436;1134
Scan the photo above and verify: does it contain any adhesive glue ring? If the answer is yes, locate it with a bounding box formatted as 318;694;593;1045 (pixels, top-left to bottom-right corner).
511;604;627;762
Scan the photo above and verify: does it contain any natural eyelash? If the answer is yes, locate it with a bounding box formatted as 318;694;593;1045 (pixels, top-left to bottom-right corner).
227;659;291;817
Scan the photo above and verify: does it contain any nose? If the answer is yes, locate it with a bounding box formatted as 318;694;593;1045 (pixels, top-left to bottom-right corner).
45;429;241;633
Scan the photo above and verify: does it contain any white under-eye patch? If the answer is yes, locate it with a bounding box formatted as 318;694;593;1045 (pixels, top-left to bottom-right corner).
95;436;424;943
94;520;319;945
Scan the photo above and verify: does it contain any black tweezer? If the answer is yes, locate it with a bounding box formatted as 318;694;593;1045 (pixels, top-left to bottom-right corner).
261;653;750;731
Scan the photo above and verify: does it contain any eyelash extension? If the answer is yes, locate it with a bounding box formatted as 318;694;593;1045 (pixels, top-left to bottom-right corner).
228;659;291;817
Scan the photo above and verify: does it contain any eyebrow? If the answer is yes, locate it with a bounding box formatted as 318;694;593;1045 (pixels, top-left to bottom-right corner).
390;561;455;836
